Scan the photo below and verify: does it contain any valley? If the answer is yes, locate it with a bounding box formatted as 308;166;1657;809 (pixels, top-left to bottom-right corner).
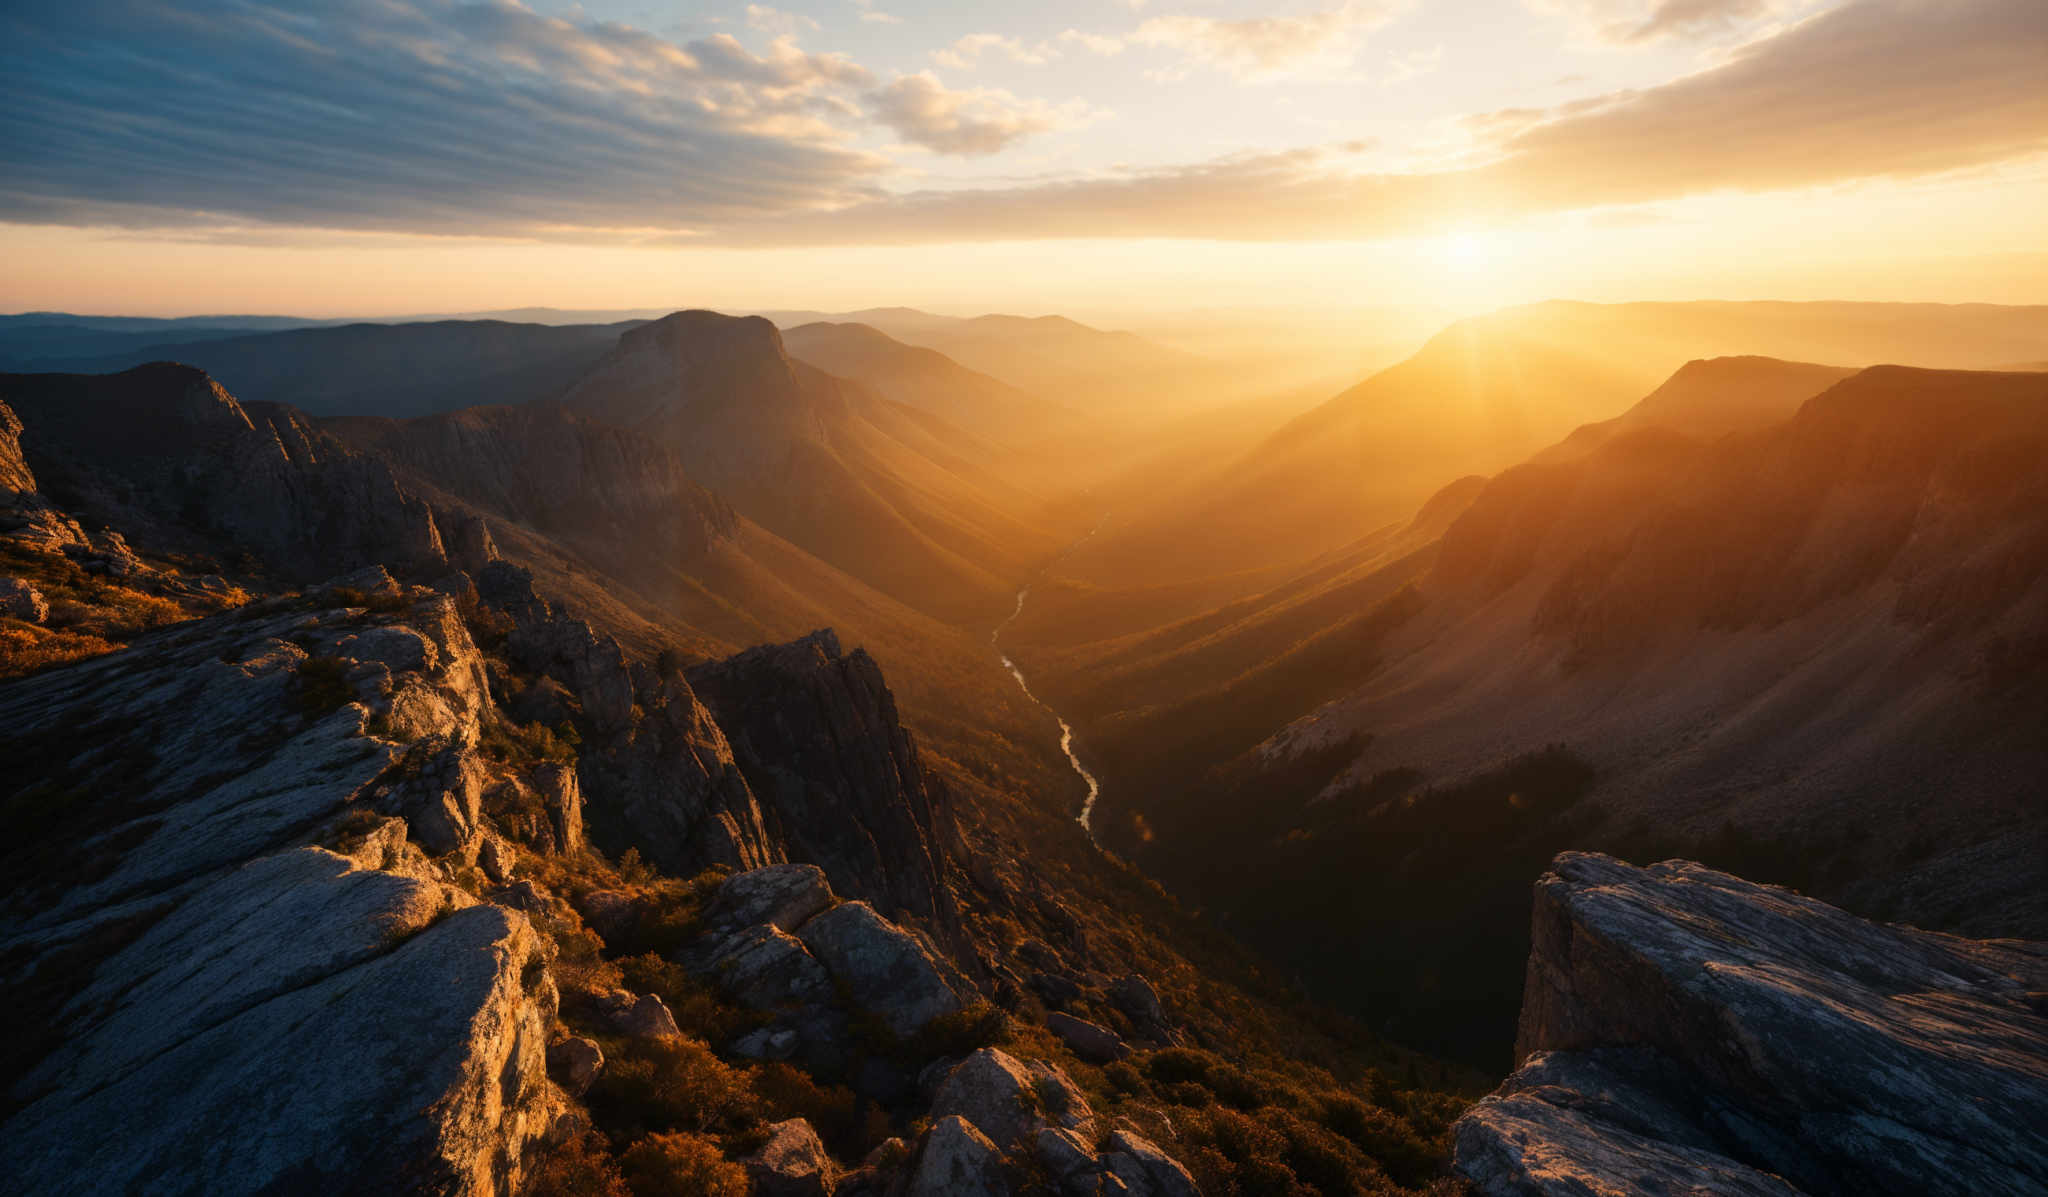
2;297;2043;1197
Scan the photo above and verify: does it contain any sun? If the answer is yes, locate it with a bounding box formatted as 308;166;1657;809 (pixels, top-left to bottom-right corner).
1443;231;1490;270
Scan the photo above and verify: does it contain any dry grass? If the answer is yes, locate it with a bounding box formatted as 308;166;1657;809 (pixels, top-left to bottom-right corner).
0;620;121;679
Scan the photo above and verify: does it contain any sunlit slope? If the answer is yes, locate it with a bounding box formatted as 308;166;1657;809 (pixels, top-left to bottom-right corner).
559;310;1073;625
1082;364;2047;935
780;321;1076;447
1054;301;2048;597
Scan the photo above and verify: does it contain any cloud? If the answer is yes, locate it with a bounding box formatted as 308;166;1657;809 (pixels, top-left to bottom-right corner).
865;73;1093;155
723;0;2048;242
746;4;821;37
859;11;904;24
1527;0;1806;45
1132;0;1412;81
1382;45;1443;86
931;34;1053;71
0;0;891;235
1058;29;1128;56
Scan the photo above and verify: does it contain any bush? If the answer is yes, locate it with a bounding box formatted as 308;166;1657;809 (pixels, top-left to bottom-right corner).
291;656;355;720
590;1036;758;1139
526;1131;630;1197
617;1132;747;1197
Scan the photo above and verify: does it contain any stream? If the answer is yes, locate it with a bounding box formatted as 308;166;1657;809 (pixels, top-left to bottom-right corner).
993;586;1100;833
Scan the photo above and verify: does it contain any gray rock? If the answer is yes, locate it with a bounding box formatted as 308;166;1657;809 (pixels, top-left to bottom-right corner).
477;833;516;883
1;851;562;1197
905;1116;1008;1197
1047;1011;1129;1063
548;1036;605;1097
929;1048;1095;1152
1453;852;2048;1196
1036;1126;1100;1182
0;575;48;623
745;1118;837;1197
796;901;961;1038
704;864;835;937
730;1026;801;1060
616;992;682;1040
708;923;836;1011
1099;1130;1198;1197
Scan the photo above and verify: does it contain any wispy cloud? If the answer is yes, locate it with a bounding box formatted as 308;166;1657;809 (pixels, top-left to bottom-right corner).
931;33;1054;71
1131;0;1413;81
1527;0;1813;45
866;73;1096;155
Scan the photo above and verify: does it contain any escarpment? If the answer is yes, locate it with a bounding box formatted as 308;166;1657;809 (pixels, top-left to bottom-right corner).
1453;852;2048;1196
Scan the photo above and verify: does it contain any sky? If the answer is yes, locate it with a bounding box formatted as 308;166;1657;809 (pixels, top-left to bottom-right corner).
1;0;2045;318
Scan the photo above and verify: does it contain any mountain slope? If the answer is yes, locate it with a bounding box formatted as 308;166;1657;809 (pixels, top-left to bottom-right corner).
1032;364;2047;1063
1049;301;2048;601
780;321;1076;448
559;310;1070;625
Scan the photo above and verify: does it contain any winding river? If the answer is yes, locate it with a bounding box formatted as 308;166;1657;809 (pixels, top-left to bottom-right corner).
993;583;1102;835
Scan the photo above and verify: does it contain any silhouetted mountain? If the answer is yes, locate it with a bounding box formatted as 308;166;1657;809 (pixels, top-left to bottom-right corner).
26;319;639;417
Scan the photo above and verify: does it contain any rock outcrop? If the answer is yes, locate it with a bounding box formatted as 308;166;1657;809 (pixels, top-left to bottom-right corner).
0;397;87;550
1453;852;2048;1196
683;867;963;1071
475;560;778;874
0;587;563;1196
688;629;959;925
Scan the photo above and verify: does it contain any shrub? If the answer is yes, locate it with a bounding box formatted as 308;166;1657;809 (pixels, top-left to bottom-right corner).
525;1131;630;1197
291;655;355;720
590;1036;758;1139
617;1132;747;1197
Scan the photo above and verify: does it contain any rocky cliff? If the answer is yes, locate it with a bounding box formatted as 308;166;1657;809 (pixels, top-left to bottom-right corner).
688;630;960;928
2;364;446;577
0;577;563;1194
328;400;739;572
1454;852;2048;1195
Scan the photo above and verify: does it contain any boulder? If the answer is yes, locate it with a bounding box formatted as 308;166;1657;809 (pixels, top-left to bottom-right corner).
547;1036;605;1097
616;993;682;1040
707;923;836;1011
904;1116;1008;1197
704;864;835;937
477;833;516;884
1453;852;2048;1196
929;1048;1094;1152
1099;1130;1198;1197
0;576;48;623
1035;1126;1100;1185
796;901;960;1037
1046;1012;1128;1063
744;1118;837;1197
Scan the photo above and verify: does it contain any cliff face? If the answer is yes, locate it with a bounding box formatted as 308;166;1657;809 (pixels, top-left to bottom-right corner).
688;629;960;927
328;400;739;570
1454;853;2048;1196
2;365;445;577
